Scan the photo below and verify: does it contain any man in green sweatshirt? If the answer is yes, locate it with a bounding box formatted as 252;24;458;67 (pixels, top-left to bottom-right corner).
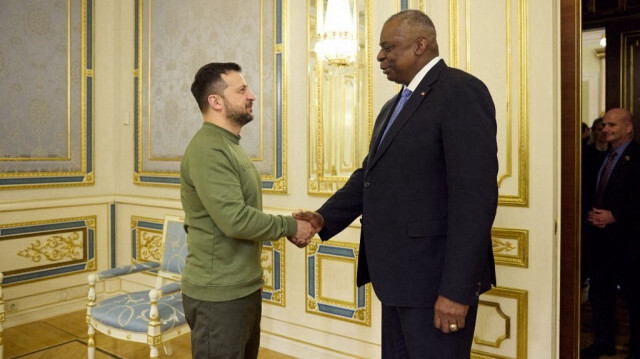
180;62;314;358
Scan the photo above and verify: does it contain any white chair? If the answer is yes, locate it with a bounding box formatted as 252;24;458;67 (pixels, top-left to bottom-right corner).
0;272;4;359
86;216;189;358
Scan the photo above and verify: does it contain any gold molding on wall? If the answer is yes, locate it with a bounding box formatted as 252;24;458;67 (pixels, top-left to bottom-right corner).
305;238;372;326
474;300;511;348
472;286;528;359
497;0;529;207
453;0;529;207
307;0;373;196
0;216;97;287
492;227;529;268
0;0;94;189
262;238;286;306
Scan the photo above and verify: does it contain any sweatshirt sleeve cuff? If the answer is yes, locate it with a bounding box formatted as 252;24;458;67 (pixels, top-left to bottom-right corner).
284;215;298;237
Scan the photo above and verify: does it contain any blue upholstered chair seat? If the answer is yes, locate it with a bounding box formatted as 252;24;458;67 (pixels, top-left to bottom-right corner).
91;290;186;332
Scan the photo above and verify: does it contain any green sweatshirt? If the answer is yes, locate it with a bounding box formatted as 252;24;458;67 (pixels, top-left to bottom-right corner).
180;122;297;302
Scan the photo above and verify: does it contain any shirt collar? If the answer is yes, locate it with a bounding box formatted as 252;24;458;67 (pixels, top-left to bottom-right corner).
612;139;631;157
406;56;442;92
203;122;241;144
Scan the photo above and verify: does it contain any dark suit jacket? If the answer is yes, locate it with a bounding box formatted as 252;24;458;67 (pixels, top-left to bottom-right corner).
317;60;498;307
585;141;640;265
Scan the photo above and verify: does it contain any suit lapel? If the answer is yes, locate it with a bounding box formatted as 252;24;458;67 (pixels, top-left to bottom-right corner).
368;60;446;170
604;142;638;191
369;92;400;156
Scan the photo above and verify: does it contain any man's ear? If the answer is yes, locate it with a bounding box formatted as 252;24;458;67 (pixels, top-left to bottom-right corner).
414;36;428;56
208;94;223;110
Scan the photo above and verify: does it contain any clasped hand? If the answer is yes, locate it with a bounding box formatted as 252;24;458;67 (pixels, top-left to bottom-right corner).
587;208;616;228
287;210;325;248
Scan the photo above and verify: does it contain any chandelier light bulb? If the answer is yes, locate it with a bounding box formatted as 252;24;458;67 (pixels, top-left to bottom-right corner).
315;0;357;66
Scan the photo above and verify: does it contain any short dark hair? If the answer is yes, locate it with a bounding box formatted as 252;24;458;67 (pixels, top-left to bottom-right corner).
191;62;242;113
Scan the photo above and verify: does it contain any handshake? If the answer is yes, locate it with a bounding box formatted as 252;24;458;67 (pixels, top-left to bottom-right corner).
288;210;324;248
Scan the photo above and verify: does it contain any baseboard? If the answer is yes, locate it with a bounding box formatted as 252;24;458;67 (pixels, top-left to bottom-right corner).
3;297;87;328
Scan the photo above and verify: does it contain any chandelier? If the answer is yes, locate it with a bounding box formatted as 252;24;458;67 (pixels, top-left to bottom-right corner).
314;0;357;66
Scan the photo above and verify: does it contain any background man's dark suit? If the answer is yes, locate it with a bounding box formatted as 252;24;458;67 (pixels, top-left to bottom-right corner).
585;139;640;357
316;58;498;355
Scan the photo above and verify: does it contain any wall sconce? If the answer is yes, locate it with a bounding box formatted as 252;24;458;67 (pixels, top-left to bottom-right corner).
307;0;372;195
314;0;357;66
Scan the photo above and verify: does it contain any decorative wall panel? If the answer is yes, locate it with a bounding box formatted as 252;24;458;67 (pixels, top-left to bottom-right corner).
307;0;373;195
305;239;371;326
458;0;529;206
261;239;286;306
0;0;94;188
0;216;96;286
472;287;528;359
130;215;163;264
492;227;528;268
133;0;287;192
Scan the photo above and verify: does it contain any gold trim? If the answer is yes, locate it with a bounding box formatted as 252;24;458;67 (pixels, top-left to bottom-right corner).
131;216;163;270
134;1;286;191
471;286;528;359
262;248;274;292
461;0;528;206
18;232;83;263
307;0;373;196
449;0;459;68
305;238;371;326
0;0;93;189
498;0;513;190
317;255;358;308
498;0;529;206
492;227;528;268
474;300;511;347
262;238;286;307
465;0;471;72
262;0;288;193
1;216;97;287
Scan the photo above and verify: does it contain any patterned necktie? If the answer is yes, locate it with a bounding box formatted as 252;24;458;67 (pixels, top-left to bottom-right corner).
595;151;617;207
378;88;412;147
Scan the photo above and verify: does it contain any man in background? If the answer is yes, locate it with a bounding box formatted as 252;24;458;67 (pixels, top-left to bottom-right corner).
582;108;640;359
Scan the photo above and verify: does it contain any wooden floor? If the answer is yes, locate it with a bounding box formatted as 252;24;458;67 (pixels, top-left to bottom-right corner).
3;310;297;359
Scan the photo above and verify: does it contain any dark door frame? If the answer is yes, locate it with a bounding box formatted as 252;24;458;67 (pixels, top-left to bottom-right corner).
560;0;581;358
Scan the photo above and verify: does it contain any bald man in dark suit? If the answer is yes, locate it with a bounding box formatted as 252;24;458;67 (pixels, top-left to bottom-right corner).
292;10;498;358
582;108;640;359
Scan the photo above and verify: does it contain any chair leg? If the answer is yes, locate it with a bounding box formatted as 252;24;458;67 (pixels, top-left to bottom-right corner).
149;344;160;358
87;324;95;359
163;341;173;356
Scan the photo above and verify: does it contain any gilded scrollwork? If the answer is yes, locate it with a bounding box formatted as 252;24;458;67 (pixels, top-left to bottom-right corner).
307;297;317;310
307;242;319;255
271;238;285;252
492;238;516;253
271;292;281;302
140;232;162;261
353;308;365;321
17;232;83;262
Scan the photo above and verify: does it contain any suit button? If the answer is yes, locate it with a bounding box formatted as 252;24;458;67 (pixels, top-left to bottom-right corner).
364;182;370;188
475;291;480;296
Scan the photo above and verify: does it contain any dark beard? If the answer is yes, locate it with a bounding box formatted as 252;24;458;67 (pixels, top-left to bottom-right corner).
229;111;253;126
224;100;253;126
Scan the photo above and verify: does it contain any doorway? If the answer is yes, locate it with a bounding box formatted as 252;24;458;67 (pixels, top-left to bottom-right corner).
561;1;640;357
